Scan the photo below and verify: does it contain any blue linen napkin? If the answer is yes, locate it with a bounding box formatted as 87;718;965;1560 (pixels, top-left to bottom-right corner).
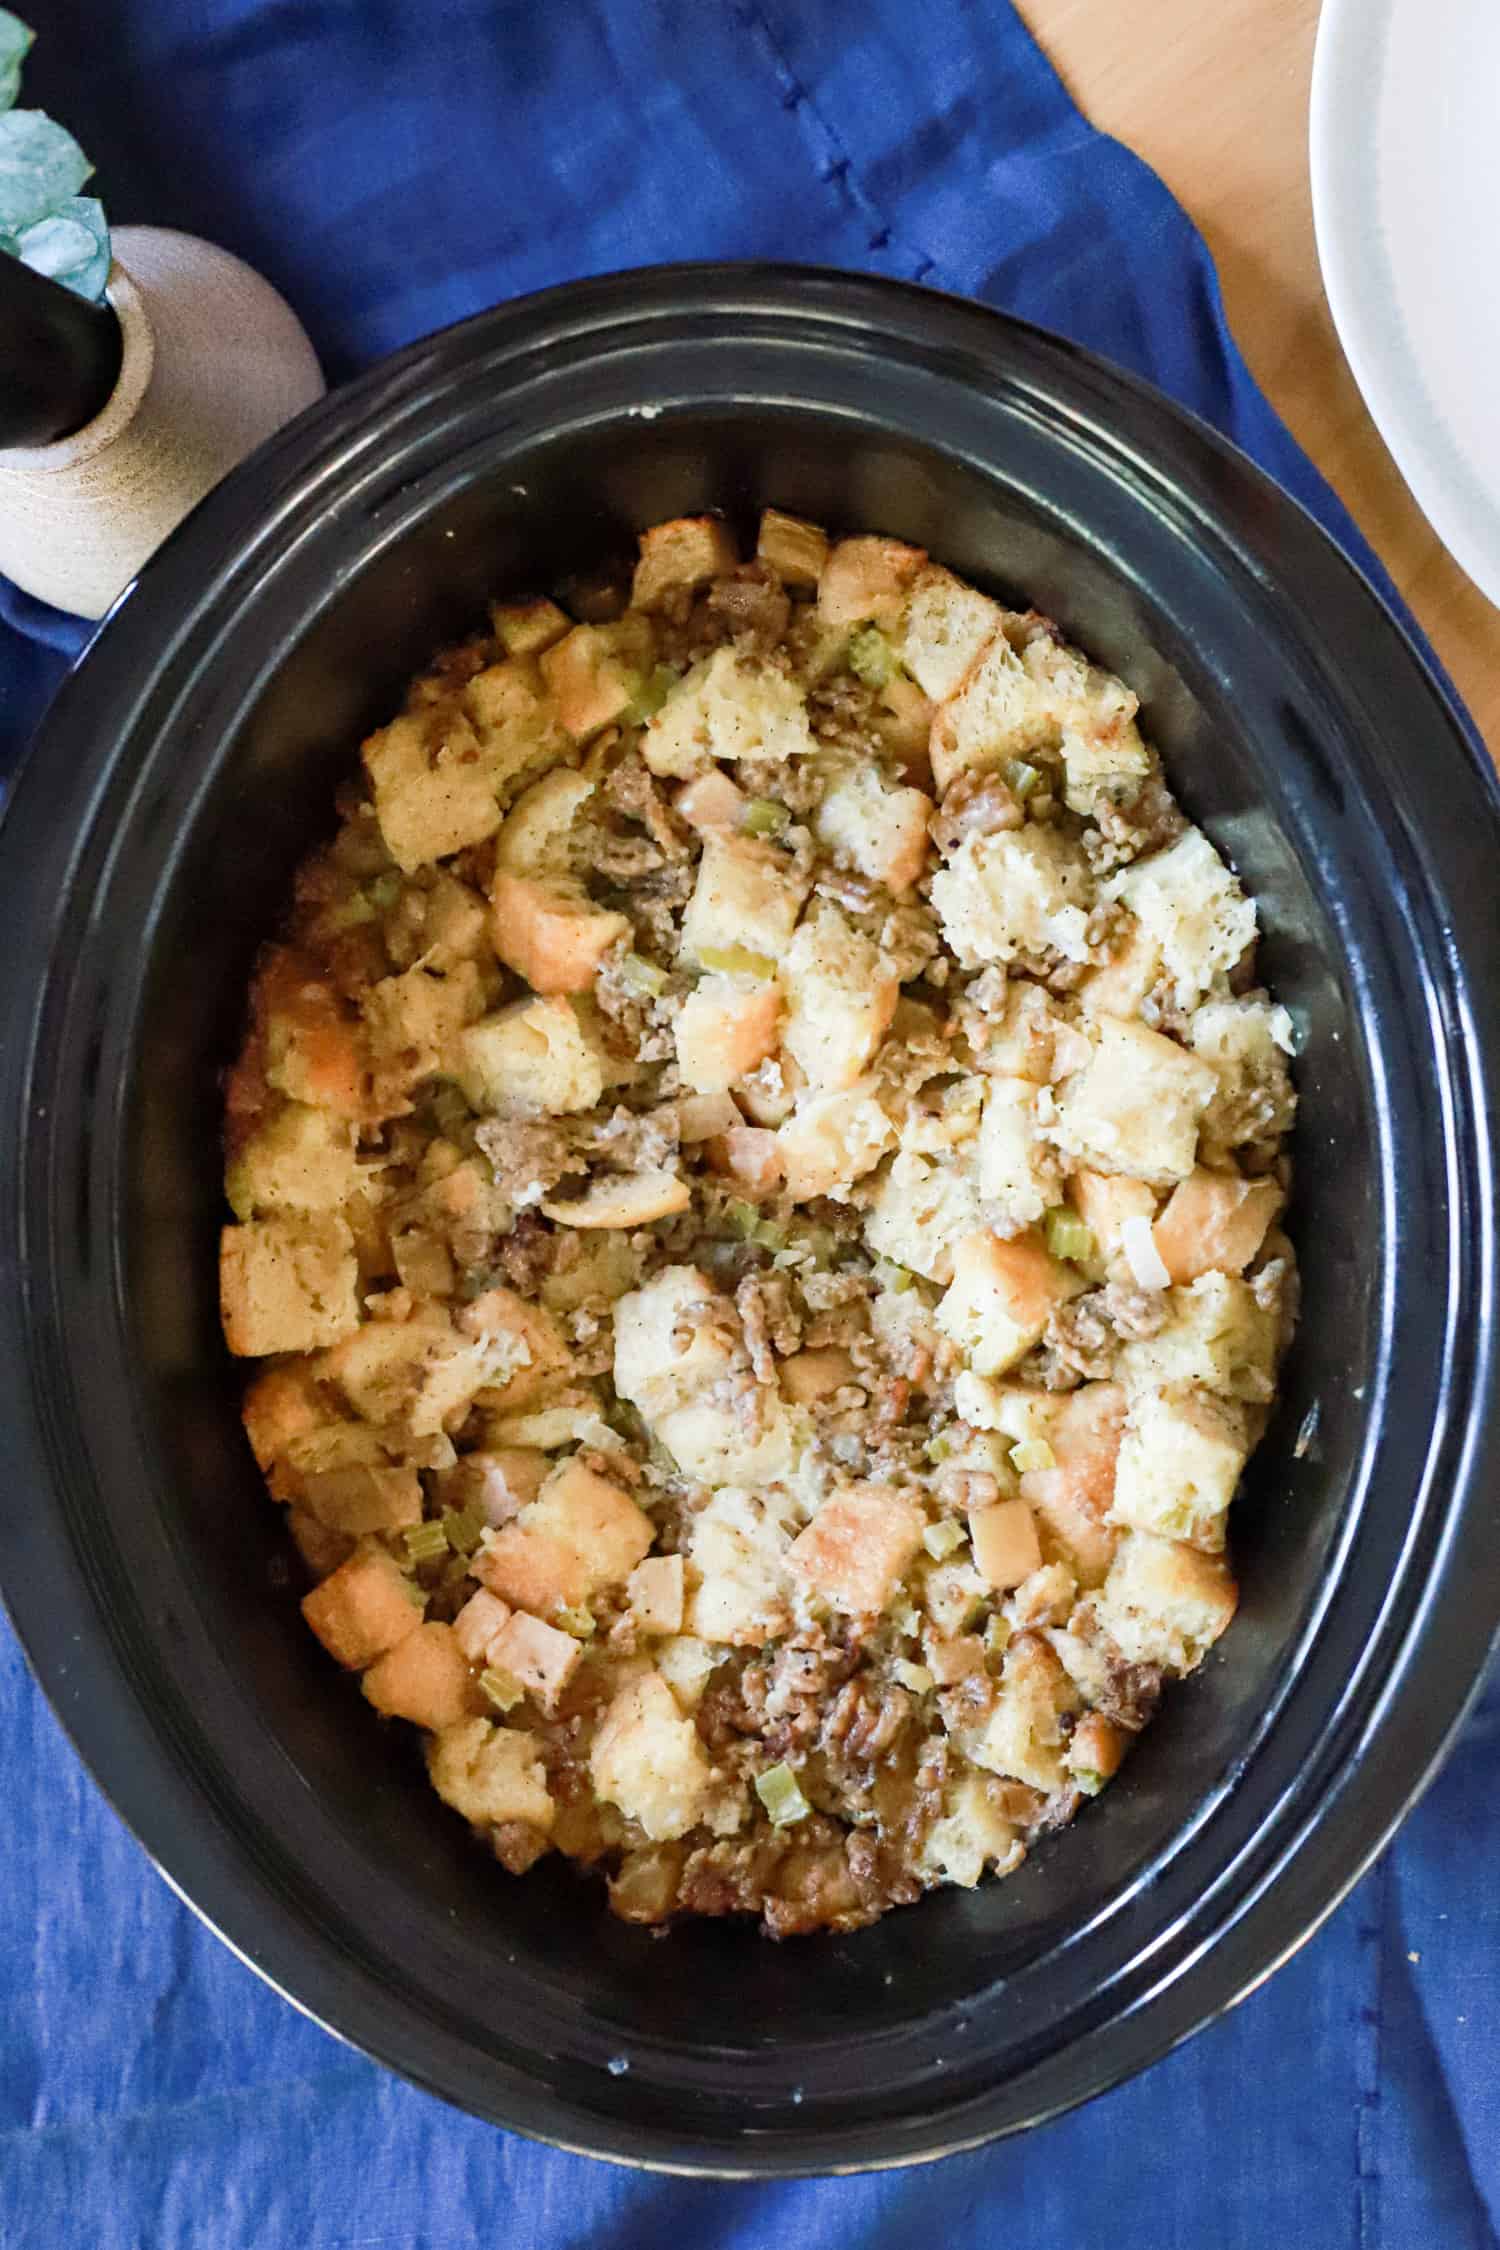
3;5;1497;2244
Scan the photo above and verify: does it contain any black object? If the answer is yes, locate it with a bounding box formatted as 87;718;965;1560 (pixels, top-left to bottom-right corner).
0;267;1496;2173
0;248;122;446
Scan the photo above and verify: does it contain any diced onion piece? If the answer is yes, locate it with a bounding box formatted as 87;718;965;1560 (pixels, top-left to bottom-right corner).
922;1518;968;1560
697;944;778;979
743;798;790;836
893;1658;935;1694
480;1666;524;1712
620;951;668;996
1005;759;1040;800
1121;1213;1172;1291
755;1762;812;1827
1008;1438;1056;1475
984;1613;1011;1656
554;1605;597;1639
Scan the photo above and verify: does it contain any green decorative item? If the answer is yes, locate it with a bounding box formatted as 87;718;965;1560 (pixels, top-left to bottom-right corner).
0;10;111;301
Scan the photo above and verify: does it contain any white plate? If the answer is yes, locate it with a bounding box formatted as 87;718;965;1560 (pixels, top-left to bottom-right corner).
1311;0;1500;608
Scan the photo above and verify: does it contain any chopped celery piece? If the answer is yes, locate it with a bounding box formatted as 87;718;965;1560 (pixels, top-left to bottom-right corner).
626;663;681;724
873;1256;915;1294
403;1520;449;1565
755;1762;812;1827
753;1217;786;1251
925;1434;953;1464
1072;1767;1106;1798
697;943;777;979
726;1200;761;1239
800;1225;836;1267
366;872;403;911
847;625;895;688
984;1613;1012;1657
922;1519;967;1560
1009;1438;1056;1474
480;1666;524;1713
401;1575;429;1611
321;892;377;932
1005;759;1040;800
554;1604;597;1639
620;951;668;997
1044;1207;1096;1265
442;1502;486;1556
429;1080;473;1138
743;797;789;836
893;1658;935;1695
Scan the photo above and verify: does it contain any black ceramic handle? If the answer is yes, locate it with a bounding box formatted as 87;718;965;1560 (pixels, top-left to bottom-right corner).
0;249;123;449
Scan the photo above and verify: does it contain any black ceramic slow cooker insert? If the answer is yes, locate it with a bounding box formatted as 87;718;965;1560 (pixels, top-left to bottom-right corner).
0;266;1496;2173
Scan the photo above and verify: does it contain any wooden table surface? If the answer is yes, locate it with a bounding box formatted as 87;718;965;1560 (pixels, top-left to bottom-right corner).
1018;0;1499;756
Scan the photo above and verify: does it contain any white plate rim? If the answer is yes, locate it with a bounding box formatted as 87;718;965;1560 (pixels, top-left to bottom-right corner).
1310;0;1500;611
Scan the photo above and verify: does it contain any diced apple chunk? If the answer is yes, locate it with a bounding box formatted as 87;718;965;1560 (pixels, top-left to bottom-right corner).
1018;1381;1125;1588
628;1553;685;1636
968;1497;1042;1592
539;624;642;739
301;1544;421;1669
296;1463;423;1536
489;870;629;996
362;1621;484;1729
452;1586;513;1665
756;508;830;588
221;1214;359;1357
674;769;747;832
936;1230;1082;1377
1151;1168;1282;1284
489;1610;584;1710
788;1485;924;1616
675;973;782;1094
631;515;738;609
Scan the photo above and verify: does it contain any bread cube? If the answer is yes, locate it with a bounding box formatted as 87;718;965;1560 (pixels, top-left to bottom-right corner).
936;1229;1082;1377
1152;1168;1283;1284
631;515;738;610
286;1510;355;1581
494;767;594;879
627;1554;685;1636
364;665;565;872
644;646;813;779
490;596;570;658
778;1347;858;1405
656;1395;804;1487
812;761;933;894
456;995;608;1115
928;630;1055;794
756;507;830;589
261;994;366;1120
1088;1531;1237;1674
301;1544;421;1669
1110;1385;1250;1551
816;535;926;629
613;1265;737;1421
427;1716;555;1832
322;1310;525;1436
226;1103;360;1221
918;1554;988;1637
1057;715;1152;816
541;1169;691;1229
297;1464;423;1536
966;1634;1079;1792
687;1486;796;1645
976;1076;1062;1231
589;1672;716;1842
1109;830;1257;1011
362;1621;484;1729
873;673;937;785
1069;1170;1160;1279
362;960;485;1084
899;567;1005;703
539;623;642;739
781;903;900;1093
655;1634;721;1710
1053;1016;1217;1186
1075;911;1162;1022
1118;1273;1279;1403
452;1586;513;1665
919;1769;1024;1887
489;1609;584;1710
776;1082;896;1202
441;1448;548;1530
462;657;572;785
930;827;1096;968
705;1123;785;1198
463;1287;570;1415
477;1456;653;1616
241;1363;329;1474
1190;997;1298;1145
488;870;629;996
675;973;782;1095
969;1497;1042;1592
221;1214;359;1358
788;1485;925;1616
1018;1380;1126;1588
865;1148;985;1284
679;833;810;965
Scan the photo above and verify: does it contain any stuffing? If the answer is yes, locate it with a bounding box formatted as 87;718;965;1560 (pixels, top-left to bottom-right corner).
226;513;1295;1936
